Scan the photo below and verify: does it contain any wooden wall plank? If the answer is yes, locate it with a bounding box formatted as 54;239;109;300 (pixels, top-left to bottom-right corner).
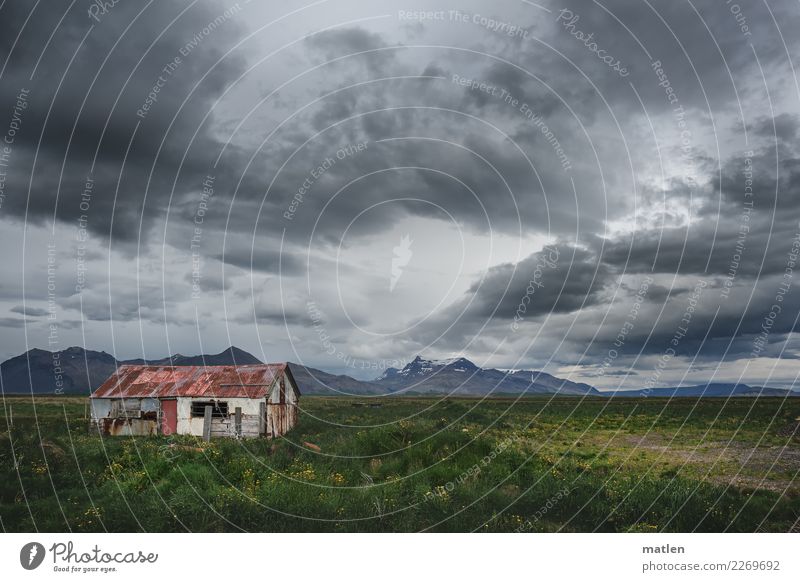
202;405;212;442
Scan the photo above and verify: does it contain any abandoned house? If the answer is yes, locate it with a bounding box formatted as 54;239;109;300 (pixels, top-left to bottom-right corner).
90;364;300;438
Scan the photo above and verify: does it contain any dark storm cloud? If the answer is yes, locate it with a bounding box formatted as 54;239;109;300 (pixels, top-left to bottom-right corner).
421;63;446;78
218;31;611;245
58;283;193;325
599;218;800;281
241;304;308;326
468;243;612;318
416;190;800;365
10;305;48;317
750;113;800;142
714;142;800;216
1;0;799;382
221;105;544;246
413;243;614;349
0;0;247;241
182;267;231;293
0;317;31;328
304;28;395;75
0;1;639;256
585;273;800;362
212;244;304;275
2;1;797;251
536;0;800;118
310;90;360;132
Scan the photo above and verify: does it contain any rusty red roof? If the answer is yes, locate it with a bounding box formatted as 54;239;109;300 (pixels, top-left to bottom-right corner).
91;364;291;399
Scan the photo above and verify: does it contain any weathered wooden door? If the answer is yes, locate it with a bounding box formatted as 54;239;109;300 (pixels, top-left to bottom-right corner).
161;399;177;435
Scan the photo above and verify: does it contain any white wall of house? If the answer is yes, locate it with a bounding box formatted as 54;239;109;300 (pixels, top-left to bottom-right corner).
267;372;298;404
90;398;112;419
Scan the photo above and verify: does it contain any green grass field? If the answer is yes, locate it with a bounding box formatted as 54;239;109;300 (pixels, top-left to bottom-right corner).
1;395;799;532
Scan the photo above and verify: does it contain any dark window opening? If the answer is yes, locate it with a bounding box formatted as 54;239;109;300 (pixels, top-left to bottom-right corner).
191;401;229;418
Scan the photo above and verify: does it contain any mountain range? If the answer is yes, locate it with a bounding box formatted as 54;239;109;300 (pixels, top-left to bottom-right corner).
1;346;797;398
0;346;261;395
0;346;387;396
377;356;599;396
124;346;261;367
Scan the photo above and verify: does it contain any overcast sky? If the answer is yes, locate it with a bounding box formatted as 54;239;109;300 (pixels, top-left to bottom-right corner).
1;0;799;388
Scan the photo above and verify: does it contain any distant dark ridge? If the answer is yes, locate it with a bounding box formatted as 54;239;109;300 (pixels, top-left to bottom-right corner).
122;346;262;366
0;346;261;394
2;348;797;397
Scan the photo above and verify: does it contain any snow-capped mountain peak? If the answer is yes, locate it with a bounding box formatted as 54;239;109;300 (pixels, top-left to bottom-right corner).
374;354;600;396
381;355;480;379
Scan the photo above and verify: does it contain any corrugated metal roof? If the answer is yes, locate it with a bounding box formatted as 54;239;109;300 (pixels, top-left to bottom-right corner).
91;364;288;399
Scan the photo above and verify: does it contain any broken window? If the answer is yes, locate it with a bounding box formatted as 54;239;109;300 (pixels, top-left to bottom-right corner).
191;401;229;418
